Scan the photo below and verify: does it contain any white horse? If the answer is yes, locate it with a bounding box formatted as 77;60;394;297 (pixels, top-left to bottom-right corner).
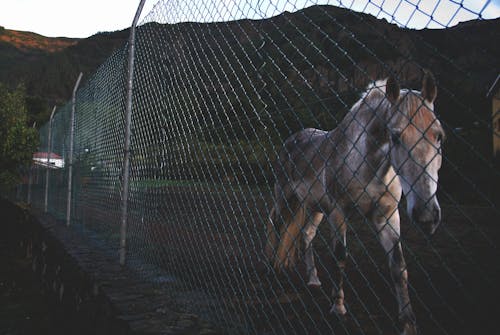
267;72;444;335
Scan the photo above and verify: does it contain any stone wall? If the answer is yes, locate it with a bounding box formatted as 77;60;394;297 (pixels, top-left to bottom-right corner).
1;198;217;335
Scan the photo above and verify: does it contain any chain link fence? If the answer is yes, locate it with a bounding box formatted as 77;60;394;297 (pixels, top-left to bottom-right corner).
13;0;500;334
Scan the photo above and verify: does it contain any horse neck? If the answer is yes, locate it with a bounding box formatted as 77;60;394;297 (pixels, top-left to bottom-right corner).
326;93;392;170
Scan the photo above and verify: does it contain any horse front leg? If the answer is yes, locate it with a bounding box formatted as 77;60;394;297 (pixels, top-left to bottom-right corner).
375;209;417;335
327;210;348;316
303;211;324;287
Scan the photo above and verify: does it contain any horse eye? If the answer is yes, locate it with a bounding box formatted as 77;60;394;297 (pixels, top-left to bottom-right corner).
391;131;401;144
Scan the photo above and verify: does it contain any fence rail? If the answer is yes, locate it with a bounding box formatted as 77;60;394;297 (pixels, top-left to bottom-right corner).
14;1;500;334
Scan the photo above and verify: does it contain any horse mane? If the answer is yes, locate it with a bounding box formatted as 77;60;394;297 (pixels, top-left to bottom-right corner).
350;78;390;113
361;79;388;100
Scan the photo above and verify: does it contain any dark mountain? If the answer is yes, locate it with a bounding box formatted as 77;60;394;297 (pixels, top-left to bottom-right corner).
126;5;498;195
0;26;79;71
131;6;498;143
0;26;129;124
0;5;498;131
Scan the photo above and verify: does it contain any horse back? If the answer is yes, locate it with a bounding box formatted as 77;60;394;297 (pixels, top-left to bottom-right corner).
274;128;328;186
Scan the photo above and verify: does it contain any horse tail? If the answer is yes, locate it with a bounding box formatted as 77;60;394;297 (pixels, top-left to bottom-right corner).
265;206;278;261
273;197;306;271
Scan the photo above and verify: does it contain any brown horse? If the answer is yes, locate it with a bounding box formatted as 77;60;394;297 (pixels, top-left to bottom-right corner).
267;72;444;335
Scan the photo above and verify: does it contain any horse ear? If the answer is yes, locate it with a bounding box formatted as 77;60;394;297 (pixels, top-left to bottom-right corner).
386;75;400;104
421;70;437;103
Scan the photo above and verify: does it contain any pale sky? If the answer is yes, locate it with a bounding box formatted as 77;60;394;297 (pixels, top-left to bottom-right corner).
0;0;499;38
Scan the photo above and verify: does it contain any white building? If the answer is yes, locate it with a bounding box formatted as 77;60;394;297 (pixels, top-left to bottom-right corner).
33;152;64;169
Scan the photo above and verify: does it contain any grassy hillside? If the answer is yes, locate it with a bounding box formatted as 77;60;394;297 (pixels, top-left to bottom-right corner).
0;6;498;136
0;26;128;125
0;26;78;52
0;26;78;84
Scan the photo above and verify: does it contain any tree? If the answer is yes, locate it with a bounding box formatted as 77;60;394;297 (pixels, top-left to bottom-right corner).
0;84;38;192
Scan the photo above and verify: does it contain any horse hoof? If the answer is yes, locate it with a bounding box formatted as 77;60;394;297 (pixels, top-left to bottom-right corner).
307;277;322;287
400;309;418;335
330;303;347;316
401;321;418;335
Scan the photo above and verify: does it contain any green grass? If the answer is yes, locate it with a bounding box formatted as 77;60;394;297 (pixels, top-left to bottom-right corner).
128;179;272;195
130;179;211;189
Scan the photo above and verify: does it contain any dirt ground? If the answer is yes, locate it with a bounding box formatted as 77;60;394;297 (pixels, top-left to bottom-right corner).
28;183;500;335
120;186;500;335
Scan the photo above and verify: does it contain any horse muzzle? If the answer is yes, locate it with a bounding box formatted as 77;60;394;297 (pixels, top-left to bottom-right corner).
411;205;441;237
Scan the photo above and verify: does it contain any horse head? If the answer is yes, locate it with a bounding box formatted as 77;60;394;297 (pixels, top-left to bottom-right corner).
386;71;445;236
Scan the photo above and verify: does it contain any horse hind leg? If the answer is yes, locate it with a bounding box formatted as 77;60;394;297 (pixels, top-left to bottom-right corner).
328;209;348;316
303;211;324;287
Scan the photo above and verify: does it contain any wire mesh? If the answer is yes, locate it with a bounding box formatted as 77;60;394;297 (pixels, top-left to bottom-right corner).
72;47;128;239
29;123;49;210
45;104;71;219
19;1;500;334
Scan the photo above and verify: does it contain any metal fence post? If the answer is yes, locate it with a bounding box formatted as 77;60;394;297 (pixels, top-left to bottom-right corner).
27;166;32;204
44;105;56;212
66;73;83;226
120;0;146;266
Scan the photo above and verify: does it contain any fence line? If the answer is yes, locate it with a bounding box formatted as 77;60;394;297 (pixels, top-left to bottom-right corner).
15;1;500;334
44;106;56;213
120;0;147;266
66;72;82;226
